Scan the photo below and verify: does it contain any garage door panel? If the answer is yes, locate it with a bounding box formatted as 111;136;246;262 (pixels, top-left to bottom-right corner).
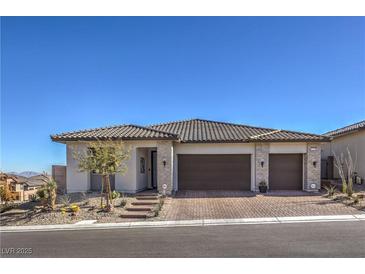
178;154;251;190
269;154;302;190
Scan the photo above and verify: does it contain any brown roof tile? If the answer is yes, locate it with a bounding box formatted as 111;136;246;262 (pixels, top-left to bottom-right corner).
325;120;365;137
51;119;330;143
51;124;179;142
149;119;329;143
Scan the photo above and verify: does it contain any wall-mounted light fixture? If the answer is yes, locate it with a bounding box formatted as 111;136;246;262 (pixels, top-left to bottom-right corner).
310;146;317;151
162;158;167;167
260;159;265;168
313;161;317;168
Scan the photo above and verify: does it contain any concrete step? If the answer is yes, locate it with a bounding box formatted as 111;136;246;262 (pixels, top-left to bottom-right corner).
132;201;159;206
120;212;149;218
126;206;154;211
135;196;159;200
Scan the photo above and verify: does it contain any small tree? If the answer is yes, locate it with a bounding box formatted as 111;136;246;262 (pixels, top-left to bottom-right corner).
0;184;13;205
72;140;129;212
333;147;357;196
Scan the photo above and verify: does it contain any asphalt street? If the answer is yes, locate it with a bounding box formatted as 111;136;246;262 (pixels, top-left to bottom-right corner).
1;221;365;257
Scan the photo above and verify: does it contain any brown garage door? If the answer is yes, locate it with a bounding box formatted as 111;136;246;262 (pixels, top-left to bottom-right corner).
269;154;303;190
178;154;251;190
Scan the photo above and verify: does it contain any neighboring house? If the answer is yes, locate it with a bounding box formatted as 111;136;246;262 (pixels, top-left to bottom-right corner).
0;172;46;202
322;120;365;181
51;119;330;194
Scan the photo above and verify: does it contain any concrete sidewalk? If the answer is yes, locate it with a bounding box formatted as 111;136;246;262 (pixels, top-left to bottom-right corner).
1;214;365;233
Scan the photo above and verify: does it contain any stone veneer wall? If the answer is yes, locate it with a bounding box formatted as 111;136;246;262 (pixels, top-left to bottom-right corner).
304;143;321;191
157;141;174;195
255;143;269;191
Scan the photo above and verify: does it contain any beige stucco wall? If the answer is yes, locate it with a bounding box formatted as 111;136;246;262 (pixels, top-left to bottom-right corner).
321;130;365;179
65;140;325;193
66;141;158;193
66;143;90;192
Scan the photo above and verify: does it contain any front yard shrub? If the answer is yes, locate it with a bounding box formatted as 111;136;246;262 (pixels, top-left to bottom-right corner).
119;198;127;208
30;194;39;202
36;177;58;210
324;184;337;198
60;194;71;207
36;188;48;203
154;197;165;217
70;204;80;215
118;192;127;207
111;190;120;200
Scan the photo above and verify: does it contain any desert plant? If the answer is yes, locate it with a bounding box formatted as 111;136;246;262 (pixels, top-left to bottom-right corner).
60;194;71;207
45;178;57;210
111;190;120;200
154;197;165;216
72;140;130;212
70;204;80;215
324;184;337;198
119;194;127;207
60;207;67;215
36;176;58;210
36;188;48;201
30;194;39;202
333;147;357;196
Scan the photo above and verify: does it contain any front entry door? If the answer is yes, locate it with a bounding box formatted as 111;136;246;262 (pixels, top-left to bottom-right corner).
151;151;157;188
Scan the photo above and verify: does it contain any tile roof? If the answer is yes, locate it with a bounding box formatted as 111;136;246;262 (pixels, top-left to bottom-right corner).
51;125;179;142
52;119;330;143
149;119;329;143
324;120;365;137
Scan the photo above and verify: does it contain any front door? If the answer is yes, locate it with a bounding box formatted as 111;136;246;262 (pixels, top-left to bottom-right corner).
151;151;157;188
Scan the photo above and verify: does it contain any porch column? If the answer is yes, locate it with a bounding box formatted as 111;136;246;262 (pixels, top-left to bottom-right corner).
255;143;269;191
304;143;321;192
157;141;174;195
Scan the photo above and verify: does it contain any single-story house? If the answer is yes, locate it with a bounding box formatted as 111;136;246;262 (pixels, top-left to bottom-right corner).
51;119;330;194
321;120;365;181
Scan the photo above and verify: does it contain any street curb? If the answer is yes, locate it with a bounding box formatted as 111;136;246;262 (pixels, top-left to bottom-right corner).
1;214;364;233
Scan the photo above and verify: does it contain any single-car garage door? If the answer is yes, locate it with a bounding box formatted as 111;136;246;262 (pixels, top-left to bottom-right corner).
178;154;251;190
269;154;303;190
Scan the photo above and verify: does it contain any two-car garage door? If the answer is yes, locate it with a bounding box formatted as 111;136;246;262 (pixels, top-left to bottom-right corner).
178;154;251;190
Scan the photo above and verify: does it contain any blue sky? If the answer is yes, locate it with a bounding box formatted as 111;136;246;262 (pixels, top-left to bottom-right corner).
1;17;364;173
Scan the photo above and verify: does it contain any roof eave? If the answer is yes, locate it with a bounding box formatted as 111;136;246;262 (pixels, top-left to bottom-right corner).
50;136;179;143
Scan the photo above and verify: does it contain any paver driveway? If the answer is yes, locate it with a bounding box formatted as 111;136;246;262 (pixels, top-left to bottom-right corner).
160;191;364;220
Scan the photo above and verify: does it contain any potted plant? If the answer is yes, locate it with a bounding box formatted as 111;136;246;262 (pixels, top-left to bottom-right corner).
259;181;268;193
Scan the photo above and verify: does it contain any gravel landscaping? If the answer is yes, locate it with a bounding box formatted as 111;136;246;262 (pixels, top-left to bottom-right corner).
0;192;163;226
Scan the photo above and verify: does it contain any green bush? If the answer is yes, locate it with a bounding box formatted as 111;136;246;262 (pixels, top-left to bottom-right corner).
111;190;120;200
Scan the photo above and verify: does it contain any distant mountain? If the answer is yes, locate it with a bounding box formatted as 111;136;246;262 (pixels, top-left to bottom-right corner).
8;171;41;178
